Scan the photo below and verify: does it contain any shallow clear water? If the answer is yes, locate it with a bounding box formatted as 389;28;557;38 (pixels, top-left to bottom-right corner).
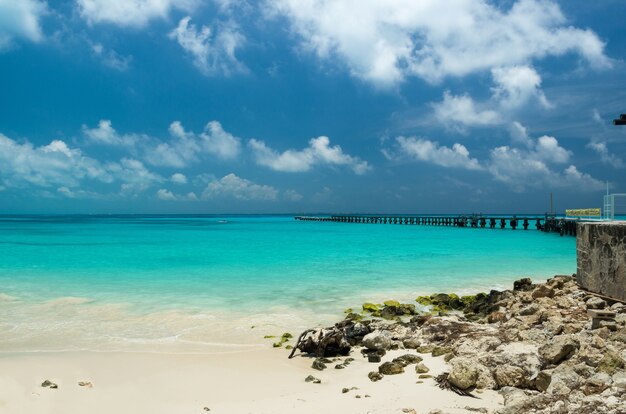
0;215;576;352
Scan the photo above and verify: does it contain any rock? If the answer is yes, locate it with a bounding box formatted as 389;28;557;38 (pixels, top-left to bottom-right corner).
488;311;507;323
514;278;533;291
597;350;625;375
410;314;432;326
393;354;423;366
345;322;369;339
416;345;434;354
583;372;612;395
335;363;346;369
41;380;58;389
418;374;432;379
612;371;626;390
449;358;479;390
378;361;404;375
362;303;379;312
532;285;555;299
362;331;392;351
431;346;452;357
384;300;400;307
415;363;429;374
368;371;383;382
381;307;397;320
305;375;321;384
494;365;527;388
367;354;381;363
312;359;327;371
585;296;607;310
547;368;582;396
402;337;421;349
342;387;349;393
538;335;580;365
534;369;553;392
398;304;416;315
519;304;540;316
401;409;417;414
77;381;93;388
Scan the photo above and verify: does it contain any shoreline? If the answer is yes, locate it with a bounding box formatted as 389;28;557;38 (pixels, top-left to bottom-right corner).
3;275;624;413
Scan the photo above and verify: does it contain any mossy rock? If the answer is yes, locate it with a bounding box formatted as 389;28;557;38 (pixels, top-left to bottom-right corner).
431;346;453;357
460;295;478;305
416;296;432;306
264;335;276;339
371;310;382;318
598;351;625;375
430;304;449;314
431;293;450;305
384;300;401;307
344;308;353;314
416;345;434;354
285;345;293;350
345;312;363;321
363;303;380;312
272;342;282;348
281;332;293;339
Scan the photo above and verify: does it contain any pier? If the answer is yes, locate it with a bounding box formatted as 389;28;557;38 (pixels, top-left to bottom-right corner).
294;214;579;236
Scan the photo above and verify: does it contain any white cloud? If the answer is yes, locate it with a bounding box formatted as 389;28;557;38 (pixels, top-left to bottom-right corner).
491;65;550;109
82;120;140;147
0;0;46;50
201;121;241;160
76;0;196;27
269;0;609;87
156;188;176;200
488;146;600;192
394;136;482;170
0;133;112;188
283;189;303;201
433;65;551;130
432;92;500;129
169;16;246;76
587;141;624;169
170;172;188;184
90;42;132;71
83;120;241;168
202;173;278;201
535;135;571;164
249;136;370;174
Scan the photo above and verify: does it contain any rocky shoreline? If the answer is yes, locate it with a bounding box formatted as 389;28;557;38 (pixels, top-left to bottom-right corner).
289;275;626;414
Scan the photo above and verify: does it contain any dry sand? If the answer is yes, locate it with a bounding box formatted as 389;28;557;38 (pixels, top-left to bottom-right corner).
0;348;502;414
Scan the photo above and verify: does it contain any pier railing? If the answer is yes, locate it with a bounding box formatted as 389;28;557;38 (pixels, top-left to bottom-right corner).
294;215;578;236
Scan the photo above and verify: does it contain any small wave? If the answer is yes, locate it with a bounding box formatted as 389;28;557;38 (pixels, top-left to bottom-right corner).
0;293;18;302
45;296;94;306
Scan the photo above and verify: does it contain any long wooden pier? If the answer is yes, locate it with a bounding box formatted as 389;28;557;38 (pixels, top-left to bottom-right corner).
294;215;579;236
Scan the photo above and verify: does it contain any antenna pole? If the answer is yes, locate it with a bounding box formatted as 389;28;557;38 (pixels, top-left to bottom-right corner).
550;192;553;215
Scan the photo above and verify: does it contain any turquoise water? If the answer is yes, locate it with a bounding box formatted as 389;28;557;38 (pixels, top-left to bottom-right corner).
0;215;576;352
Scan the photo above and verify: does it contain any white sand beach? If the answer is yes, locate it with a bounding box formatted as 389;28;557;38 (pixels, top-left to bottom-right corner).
0;348;502;414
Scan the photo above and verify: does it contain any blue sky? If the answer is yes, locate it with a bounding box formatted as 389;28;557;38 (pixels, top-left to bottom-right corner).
0;0;625;214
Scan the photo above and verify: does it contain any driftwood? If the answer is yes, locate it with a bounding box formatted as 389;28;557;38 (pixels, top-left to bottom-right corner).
434;372;479;399
288;321;355;359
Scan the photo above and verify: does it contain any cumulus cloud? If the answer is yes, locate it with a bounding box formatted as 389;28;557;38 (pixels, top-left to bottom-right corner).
83;120;241;168
491;66;550;110
489;146;602;192
432;92;500;129
433;66;551;130
202;173;278;201
156;188;176;200
249;136;370;174
169;16;246;76
76;0;196;27
0;133;112;188
170;172;188;184
587;141;624;169
269;0;609;87
393;136;482;170
82;120;141;147
0;0;46;50
283;189;303;201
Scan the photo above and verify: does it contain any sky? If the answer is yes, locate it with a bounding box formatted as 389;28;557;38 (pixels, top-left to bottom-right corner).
0;0;625;214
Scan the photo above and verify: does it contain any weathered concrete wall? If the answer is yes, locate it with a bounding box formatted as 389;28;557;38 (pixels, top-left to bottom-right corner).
577;222;626;301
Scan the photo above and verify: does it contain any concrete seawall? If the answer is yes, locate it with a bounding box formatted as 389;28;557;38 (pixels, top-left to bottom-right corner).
577;221;626;301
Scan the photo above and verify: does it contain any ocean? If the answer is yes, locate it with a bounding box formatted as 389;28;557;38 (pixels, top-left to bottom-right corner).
0;215;575;353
